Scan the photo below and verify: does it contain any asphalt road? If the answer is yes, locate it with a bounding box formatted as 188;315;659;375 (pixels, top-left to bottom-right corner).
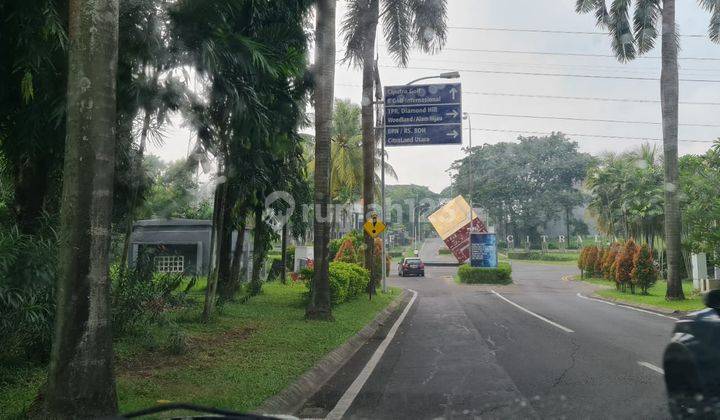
299;239;675;419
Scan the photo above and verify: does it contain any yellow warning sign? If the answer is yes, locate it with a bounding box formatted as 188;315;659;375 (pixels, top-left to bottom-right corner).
363;213;386;238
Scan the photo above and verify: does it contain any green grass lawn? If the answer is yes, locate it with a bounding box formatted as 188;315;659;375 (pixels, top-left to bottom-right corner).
506;251;579;265
0;282;400;418
390;245;416;263
577;276;705;312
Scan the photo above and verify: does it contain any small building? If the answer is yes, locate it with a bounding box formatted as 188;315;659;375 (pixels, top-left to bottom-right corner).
129;219;253;277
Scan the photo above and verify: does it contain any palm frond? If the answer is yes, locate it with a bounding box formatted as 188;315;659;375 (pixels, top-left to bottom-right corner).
609;0;636;62
340;0;369;67
382;0;413;66
409;0;448;54
633;0;660;54
575;0;610;26
699;0;720;43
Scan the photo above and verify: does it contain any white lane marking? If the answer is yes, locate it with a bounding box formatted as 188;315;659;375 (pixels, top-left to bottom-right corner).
325;289;418;420
490;290;575;333
638;361;665;375
576;292;679;321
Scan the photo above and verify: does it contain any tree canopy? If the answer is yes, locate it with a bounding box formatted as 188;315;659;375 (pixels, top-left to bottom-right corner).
449;133;592;242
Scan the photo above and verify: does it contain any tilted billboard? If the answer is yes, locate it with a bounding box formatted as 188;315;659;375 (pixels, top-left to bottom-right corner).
427;196;487;263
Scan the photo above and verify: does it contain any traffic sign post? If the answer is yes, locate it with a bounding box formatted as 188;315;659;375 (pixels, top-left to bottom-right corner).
384;83;462;146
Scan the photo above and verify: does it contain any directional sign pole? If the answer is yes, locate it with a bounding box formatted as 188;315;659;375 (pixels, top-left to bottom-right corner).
381;118;387;293
465;112;474;236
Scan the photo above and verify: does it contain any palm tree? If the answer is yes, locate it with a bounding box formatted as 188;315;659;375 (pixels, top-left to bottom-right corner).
331;99;363;201
306;0;336;320
576;0;720;299
117;0;188;271
171;0;312;314
44;0;120;416
341;0;448;281
324;99;397;203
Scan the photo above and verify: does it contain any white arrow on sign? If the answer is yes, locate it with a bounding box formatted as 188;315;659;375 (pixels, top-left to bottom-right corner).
445;109;459;119
446;129;459;139
449;87;458;100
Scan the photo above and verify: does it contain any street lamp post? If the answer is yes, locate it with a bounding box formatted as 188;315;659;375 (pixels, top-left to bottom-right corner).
378;70;460;292
463;112;474;233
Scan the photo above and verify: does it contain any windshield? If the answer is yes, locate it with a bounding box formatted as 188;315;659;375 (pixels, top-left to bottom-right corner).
3;0;720;419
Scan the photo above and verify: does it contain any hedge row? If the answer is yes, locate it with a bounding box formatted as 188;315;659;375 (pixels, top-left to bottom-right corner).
507;251;577;262
578;240;658;294
457;262;512;284
301;261;370;305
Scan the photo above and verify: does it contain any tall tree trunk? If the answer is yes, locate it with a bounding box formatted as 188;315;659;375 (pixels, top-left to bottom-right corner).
216;189;234;296
280;222;288;284
203;156;228;321
250;207;265;296
44;0;120;416
565;206;571;242
228;217;247;290
361;0;379;293
119;108;152;272
661;0;685;300
306;0;335;320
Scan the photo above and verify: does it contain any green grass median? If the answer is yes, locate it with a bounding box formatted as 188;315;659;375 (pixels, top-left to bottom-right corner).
1;282;400;418
576;276;705;312
506;251;579;265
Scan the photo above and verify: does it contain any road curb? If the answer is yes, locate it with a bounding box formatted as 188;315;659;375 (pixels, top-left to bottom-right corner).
587;291;683;316
255;289;412;416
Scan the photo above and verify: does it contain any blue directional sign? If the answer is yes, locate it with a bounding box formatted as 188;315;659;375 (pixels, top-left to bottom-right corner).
384;83;462;146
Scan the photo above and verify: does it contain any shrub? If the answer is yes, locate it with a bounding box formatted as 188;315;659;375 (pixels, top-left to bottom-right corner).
267;257;284;280
369;237;386;282
603;243;620;281
110;262;188;335
302;261;370;305
585;246;599;279
334;238;358;263
344;229;365;250
594;247;606;276
0;228;57;361
329;238;343;261
457;262;512;284
507;251;577;261
286;245;296;270
578;247;589;277
615;240;638;293
341;262;371;299
164;322;189;355
632;244;658;295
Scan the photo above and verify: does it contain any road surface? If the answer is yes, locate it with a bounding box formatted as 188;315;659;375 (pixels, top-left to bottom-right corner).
299;238;674;419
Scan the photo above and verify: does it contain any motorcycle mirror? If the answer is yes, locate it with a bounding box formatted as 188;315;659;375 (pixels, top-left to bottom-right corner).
704;289;720;310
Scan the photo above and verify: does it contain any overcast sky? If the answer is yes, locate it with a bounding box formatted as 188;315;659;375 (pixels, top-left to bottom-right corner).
150;0;720;193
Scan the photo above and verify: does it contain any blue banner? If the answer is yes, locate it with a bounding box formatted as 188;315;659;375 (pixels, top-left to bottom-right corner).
470;233;498;268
